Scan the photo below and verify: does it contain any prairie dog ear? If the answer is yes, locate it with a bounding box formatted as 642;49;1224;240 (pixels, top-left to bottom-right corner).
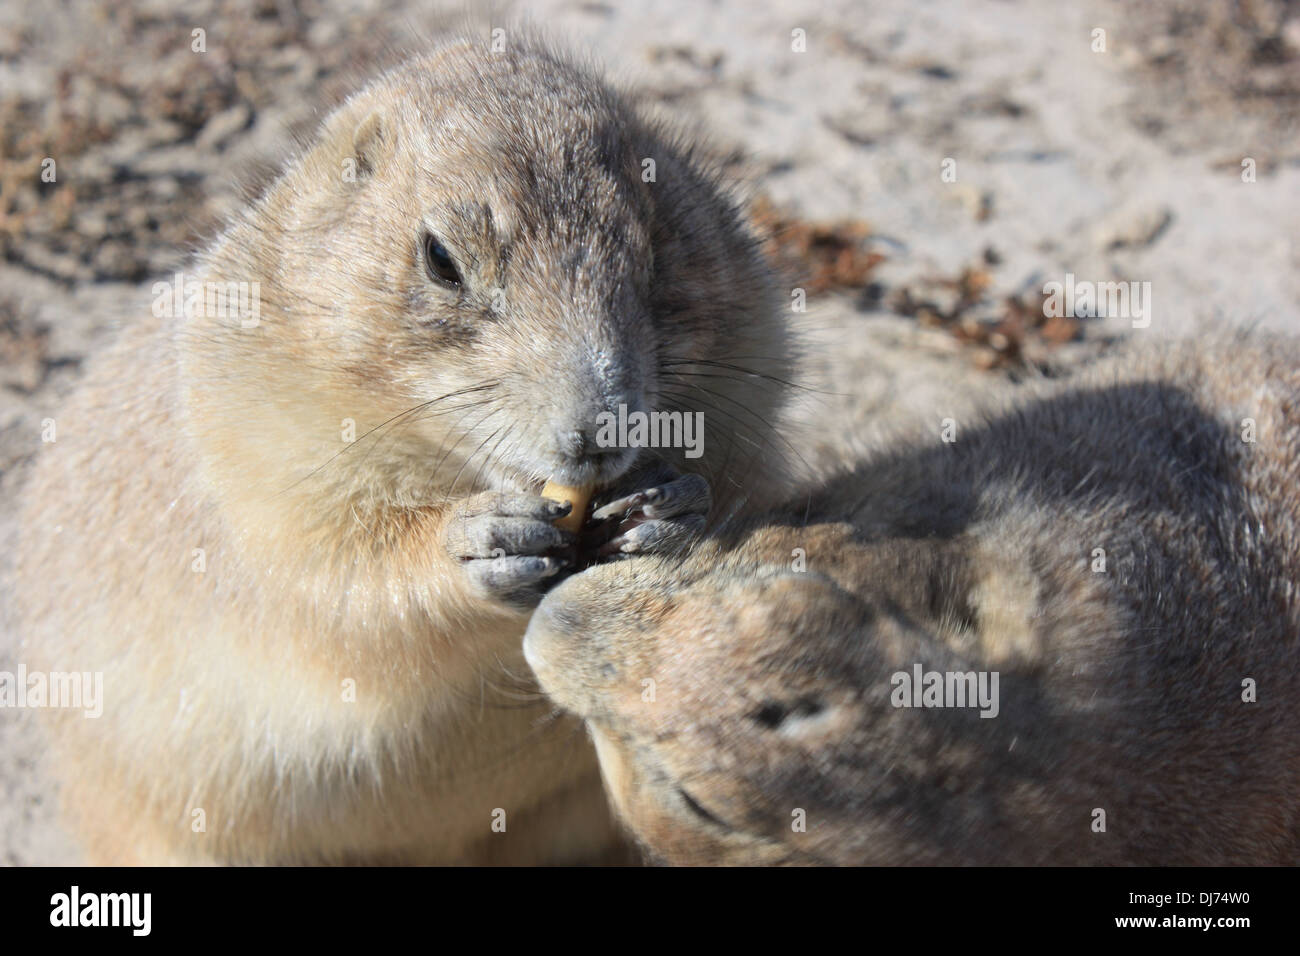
350;109;393;179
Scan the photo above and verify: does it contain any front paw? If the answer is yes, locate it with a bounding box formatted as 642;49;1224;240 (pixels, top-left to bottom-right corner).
444;492;576;609
591;471;711;558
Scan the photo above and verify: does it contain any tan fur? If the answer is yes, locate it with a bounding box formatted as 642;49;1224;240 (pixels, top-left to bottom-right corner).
527;334;1300;865
12;34;791;864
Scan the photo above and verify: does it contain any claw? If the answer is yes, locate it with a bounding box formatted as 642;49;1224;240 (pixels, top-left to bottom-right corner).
597;534;632;557
593;488;658;521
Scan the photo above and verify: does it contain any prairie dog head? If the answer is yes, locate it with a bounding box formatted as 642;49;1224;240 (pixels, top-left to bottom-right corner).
524;521;1119;865
188;35;789;508
524;541;878;865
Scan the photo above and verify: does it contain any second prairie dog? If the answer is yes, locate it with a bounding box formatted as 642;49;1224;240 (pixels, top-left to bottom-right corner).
13;33;794;863
526;335;1300;865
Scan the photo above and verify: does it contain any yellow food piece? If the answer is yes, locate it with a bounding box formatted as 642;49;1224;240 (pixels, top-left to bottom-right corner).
541;480;593;533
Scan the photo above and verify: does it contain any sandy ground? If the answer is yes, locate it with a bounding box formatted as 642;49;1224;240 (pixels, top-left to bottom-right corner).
1;0;1297;864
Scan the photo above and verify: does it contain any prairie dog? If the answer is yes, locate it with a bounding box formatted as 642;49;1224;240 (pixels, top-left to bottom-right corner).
12;34;793;863
526;335;1300;865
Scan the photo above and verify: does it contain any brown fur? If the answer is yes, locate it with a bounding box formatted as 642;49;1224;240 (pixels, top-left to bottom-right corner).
12;34;792;863
527;334;1300;865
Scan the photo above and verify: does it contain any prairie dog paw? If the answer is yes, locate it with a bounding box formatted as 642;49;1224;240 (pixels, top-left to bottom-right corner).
444;492;575;608
593;472;711;558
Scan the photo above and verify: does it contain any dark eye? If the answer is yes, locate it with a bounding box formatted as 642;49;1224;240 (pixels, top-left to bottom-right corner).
422;233;461;287
676;787;733;831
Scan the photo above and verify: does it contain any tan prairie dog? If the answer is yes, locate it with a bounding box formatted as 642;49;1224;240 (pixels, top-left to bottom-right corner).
12;33;795;864
526;335;1300;865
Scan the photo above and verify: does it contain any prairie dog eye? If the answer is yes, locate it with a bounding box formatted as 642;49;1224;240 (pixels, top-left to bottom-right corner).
422;233;462;287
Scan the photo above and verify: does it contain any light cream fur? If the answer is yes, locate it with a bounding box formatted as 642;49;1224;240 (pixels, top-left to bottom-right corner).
13;34;791;864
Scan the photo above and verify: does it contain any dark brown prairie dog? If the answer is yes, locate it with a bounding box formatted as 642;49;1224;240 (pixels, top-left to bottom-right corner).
13;33;794;864
526;335;1300;865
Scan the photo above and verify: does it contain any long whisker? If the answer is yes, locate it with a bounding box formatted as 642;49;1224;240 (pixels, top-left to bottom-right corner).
657;387;773;496
267;382;500;499
359;393;496;470
659;356;830;395
656;388;763;455
658;368;798;395
473;422;517;493
448;418;505;497
662;375;814;478
430;403;503;490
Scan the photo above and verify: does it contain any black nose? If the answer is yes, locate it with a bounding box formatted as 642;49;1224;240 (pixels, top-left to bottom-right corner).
558;428;620;460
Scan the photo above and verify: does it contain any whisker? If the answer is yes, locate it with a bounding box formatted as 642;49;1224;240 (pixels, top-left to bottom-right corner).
448;419;505;497
659;356;829;395
657;387;774;499
267;382;500;499
430;403;503;491
662;375;814;479
360;394;497;469
474;423;517;493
